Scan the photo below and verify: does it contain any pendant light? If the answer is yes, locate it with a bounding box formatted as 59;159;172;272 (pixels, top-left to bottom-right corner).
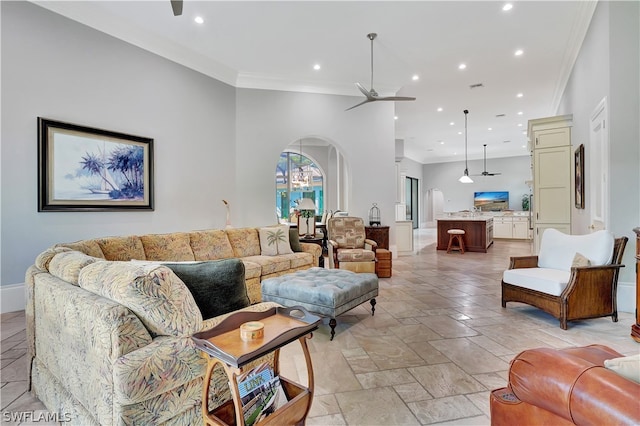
459;109;474;183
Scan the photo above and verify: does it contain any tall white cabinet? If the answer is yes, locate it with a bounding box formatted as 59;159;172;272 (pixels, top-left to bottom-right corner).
528;115;573;253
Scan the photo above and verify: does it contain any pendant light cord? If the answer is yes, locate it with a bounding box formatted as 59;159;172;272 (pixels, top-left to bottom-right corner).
464;110;469;172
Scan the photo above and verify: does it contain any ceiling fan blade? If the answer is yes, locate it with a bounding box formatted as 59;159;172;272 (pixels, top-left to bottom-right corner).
170;0;183;16
376;96;416;102
355;82;375;99
345;98;375;111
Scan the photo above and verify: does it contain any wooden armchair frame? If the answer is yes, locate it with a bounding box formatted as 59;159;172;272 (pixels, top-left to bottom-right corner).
501;237;628;329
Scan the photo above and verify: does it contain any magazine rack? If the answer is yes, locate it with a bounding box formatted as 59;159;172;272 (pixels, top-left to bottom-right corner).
192;306;320;426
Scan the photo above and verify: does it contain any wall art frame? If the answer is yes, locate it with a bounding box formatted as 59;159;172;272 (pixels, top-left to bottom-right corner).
38;117;154;211
574;143;585;209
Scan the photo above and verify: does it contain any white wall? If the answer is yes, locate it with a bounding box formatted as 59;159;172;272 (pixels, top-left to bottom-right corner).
235;88;397;235
422;156;531;214
556;1;639;313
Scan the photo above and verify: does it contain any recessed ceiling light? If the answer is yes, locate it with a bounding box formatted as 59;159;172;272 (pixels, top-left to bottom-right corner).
313;64;321;71
449;122;455;126
517;123;523;127
194;16;204;24
522;131;527;135
517;111;523;115
503;3;513;11
437;107;443;112
488;127;493;131
522;145;527;148
440;141;445;145
412;74;419;81
458;131;462;135
515;49;524;56
516;93;524;98
458;63;467;70
394;116;398;120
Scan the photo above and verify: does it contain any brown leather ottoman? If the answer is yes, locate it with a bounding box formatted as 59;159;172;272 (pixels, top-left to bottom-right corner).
375;249;392;278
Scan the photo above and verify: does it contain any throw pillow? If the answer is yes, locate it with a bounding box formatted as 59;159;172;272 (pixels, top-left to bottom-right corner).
571;252;591;267
604;354;640;383
289;228;303;252
163;259;250;320
258;225;294;256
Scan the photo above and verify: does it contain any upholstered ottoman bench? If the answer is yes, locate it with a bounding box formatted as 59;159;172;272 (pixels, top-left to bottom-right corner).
261;267;379;340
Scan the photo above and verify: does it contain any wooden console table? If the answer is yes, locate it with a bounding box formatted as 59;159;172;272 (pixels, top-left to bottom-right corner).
365;226;389;250
631;227;640;342
192;307;320;426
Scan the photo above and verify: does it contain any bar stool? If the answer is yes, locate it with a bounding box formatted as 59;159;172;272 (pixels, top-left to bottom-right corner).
447;229;466;254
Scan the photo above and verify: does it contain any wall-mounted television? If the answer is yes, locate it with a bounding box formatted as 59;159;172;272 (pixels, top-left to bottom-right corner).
474;191;509;211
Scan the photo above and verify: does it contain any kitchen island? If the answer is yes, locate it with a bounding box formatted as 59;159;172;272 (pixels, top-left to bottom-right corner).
436;216;494;253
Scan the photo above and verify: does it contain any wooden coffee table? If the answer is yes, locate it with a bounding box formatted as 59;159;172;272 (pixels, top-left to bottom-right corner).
192;306;320;426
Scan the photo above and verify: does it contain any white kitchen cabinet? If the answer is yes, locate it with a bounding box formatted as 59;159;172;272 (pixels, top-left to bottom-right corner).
493;216;531;239
528;115;573;254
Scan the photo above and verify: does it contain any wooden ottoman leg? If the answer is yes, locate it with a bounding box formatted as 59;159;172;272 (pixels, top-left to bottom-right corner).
329;318;337;341
370;298;376;316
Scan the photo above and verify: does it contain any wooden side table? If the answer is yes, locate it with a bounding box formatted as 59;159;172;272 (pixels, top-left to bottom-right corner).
192;307;320;426
365;226;389;250
631;227;640;342
375;249;392;278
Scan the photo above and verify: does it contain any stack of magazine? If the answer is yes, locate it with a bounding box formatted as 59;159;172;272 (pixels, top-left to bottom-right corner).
236;363;287;426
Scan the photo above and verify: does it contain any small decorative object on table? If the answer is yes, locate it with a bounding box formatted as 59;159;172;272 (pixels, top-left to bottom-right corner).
240;321;264;341
369;203;381;226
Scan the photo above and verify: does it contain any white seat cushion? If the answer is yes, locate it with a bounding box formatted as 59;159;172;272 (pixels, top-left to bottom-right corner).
503;268;571;296
448;229;465;235
538;229;614;271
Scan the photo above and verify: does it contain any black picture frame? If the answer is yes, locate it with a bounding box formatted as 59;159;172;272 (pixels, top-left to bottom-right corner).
574;144;585;209
38;118;154;211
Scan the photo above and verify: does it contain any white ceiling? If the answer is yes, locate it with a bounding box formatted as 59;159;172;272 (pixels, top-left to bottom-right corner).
33;1;596;164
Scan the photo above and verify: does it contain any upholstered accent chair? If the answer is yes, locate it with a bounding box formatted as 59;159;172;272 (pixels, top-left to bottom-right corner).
327;216;377;273
502;228;628;329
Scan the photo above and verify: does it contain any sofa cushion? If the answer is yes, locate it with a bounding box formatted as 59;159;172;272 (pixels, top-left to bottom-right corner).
226;228;261;257
163;259;250;320
189;230;234;260
337;248;376;262
242;255;291;275
49;251;101;286
258;225;294;256
57;239;105;258
289;228;303;252
572;252;591;267
78;261;202;337
538;229;614;271
604;354;640;383
140;232;195;261
278;253;314;269
96;236;146;261
502;267;571;296
241;260;261;279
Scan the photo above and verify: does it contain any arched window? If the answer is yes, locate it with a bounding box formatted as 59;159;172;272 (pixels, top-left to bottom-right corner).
276;151;323;221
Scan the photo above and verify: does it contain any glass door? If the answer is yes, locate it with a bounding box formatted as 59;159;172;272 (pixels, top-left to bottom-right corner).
405;177;419;229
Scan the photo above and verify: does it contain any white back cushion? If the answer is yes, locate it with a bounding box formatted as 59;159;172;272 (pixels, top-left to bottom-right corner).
538;228;614;271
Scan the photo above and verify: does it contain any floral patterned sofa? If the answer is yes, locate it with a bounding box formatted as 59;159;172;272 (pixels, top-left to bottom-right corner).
25;227;320;425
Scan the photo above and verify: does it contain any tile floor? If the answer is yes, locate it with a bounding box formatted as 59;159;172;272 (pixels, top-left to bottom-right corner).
2;229;638;425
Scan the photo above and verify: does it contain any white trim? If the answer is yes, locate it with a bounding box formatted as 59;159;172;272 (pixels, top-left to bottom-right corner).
551;0;598;112
1;283;25;314
617;281;635;314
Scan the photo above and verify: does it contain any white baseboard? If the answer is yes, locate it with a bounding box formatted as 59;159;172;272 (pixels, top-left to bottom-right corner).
617;281;635;314
1;283;25;314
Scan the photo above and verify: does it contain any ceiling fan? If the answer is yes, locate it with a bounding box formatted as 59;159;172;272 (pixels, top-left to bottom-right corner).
346;33;416;111
170;0;183;16
473;144;502;176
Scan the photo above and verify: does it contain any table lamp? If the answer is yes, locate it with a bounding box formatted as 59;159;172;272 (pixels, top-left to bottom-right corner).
297;198;316;239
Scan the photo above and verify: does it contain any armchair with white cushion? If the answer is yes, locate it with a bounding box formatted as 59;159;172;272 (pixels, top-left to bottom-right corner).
327;216;377;273
501;228;627;329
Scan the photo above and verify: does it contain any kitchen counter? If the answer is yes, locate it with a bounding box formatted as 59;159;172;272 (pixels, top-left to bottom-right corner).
436;217;494;252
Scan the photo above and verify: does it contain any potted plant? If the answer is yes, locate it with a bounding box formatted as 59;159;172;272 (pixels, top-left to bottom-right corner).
522;194;530;211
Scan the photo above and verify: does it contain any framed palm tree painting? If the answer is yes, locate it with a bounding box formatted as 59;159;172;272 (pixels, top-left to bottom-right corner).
38;118;154;211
